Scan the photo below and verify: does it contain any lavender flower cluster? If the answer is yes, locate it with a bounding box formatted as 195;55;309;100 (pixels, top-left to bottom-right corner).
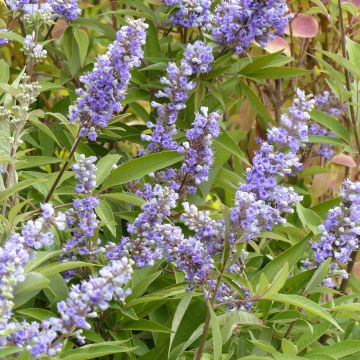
231;90;315;241
212;0;290;55
141;40;214;153
141;41;219;194
22;34;47;63
6;0;80;21
106;184;179;267
308;91;342;160
160;107;221;194
0;204;65;339
163;0;212;29
5;257;133;357
70;19;148;140
310;180;360;281
63;155;100;259
1;157;135;355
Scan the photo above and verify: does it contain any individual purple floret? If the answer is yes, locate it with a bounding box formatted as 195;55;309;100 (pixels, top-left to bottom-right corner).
70;19;148;141
212;0;290;55
163;0;212;29
311;180;360;274
141;41;213;154
48;0;81;21
0;29;9;46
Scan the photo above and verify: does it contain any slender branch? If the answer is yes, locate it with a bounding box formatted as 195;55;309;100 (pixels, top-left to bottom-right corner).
44;135;81;203
337;0;360;293
110;0;118;31
44;23;55;41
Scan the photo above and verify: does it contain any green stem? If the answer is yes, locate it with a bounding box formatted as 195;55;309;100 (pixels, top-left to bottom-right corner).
44;135;81;203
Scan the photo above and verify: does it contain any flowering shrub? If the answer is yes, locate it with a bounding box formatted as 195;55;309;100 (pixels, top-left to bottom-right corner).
1;0;360;359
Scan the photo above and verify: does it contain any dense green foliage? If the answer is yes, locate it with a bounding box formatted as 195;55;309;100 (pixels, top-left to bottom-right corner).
1;0;360;359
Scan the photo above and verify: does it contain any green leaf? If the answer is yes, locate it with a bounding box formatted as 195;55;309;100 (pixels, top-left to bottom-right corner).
346;37;360;72
62;27;81;76
249;339;277;354
318;49;360;80
0;59;10;83
242;67;310;80
254;234;311;284
296;203;322;234
260;263;289;297
209;305;222;360
307;340;360;358
144;21;161;58
102;151;184;188
264;294;342;331
25;250;63;273
296;322;332;352
304;258;331;296
0;30;24;44
35;261;95;277
311;109;350;143
308;135;348;147
0;178;46;202
0;346;23;357
16;308;55;321
13;272;50;308
100;192;145;207
74;28;89;67
169;292;193;357
238;80;274;129
331;303;360;313
299;166;330;177
95;199;116;236
214;131;250;165
129;271;162;300
16;156;62;170
0;347;21;357
95;154;121;186
120;320;172;333
240;357;273;360
60;342;134;360
29;117;60;145
282;338;298;356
